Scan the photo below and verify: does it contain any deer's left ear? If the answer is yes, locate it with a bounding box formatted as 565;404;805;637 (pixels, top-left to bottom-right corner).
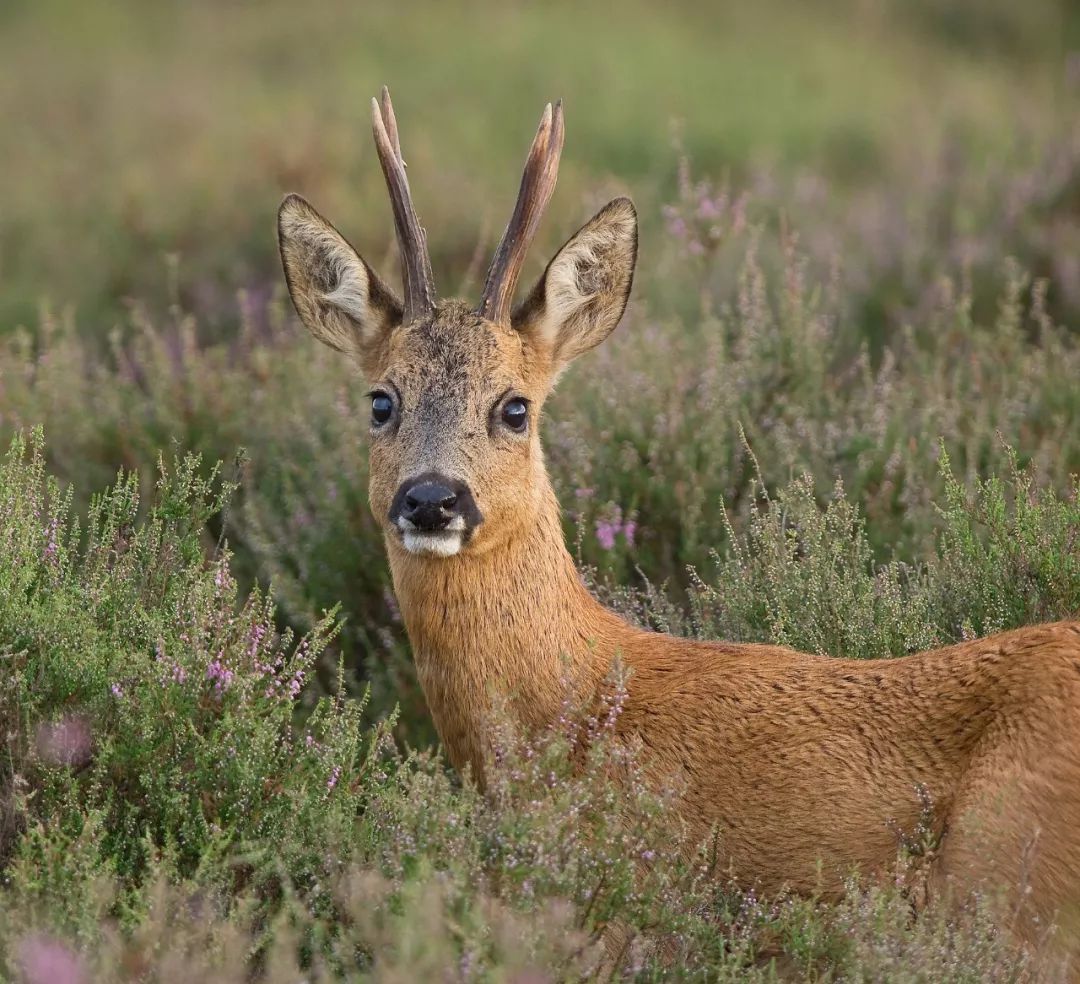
512;197;637;373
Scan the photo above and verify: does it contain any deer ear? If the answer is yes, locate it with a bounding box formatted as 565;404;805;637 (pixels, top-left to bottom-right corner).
278;194;402;378
512;197;637;373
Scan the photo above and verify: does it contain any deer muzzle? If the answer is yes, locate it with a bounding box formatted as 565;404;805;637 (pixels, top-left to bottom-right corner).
390;473;482;557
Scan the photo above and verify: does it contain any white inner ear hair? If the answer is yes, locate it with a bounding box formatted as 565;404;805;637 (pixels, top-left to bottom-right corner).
284;206;370;325
316;238;369;324
544;237;600;333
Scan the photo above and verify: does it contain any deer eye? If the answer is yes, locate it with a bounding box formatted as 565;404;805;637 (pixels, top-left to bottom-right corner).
371;392;394;426
500;397;528;433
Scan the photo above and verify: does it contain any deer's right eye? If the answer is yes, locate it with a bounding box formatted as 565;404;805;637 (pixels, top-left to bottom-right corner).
371;392;394;426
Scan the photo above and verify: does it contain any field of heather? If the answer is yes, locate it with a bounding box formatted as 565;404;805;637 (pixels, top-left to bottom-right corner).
2;0;1080;979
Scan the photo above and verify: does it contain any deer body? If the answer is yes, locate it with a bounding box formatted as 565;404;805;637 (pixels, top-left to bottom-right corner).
391;436;1080;910
278;89;1080;974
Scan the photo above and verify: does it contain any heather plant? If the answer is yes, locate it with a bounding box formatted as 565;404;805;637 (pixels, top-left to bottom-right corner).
4;0;1073;329
548;237;1080;582
0;479;1046;983
2;190;1079;748
688;468;942;659
2;7;1080;973
0;432;378;934
930;446;1080;637
652;442;1080;659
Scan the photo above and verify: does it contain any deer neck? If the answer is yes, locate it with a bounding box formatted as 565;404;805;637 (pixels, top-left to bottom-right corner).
385;481;625;778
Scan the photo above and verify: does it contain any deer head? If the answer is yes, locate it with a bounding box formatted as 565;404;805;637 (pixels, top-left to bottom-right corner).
278;88;637;560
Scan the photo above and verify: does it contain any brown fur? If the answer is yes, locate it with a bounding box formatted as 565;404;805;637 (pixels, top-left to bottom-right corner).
278;161;1080;977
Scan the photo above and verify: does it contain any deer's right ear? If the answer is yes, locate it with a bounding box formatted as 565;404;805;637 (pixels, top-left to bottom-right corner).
277;194;403;377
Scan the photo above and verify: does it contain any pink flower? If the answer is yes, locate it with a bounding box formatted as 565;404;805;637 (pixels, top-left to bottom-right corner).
17;935;85;984
697;195;723;220
247;622;268;659
595;509;638;551
205;659;234;692
36;716;92;767
42;518;60;565
595;520;618;551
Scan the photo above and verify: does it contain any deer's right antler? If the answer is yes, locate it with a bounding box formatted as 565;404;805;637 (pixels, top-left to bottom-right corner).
371;86;436;325
477;100;565;326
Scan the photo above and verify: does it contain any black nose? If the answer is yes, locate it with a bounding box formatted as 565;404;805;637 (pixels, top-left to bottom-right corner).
392;472;483;535
402;481;458;531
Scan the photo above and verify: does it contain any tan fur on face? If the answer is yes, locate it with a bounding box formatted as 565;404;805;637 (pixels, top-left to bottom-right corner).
365;301;553;558
279;194;638;558
279;179;1080;978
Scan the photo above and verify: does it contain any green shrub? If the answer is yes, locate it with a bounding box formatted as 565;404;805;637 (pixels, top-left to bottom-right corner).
1;433;1072;981
0;432;377;916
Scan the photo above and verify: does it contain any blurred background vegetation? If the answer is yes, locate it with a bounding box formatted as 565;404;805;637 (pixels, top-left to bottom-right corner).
2;0;1080;743
2;0;1078;329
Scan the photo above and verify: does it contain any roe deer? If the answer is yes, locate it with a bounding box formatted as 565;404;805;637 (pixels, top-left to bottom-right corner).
278;88;1080;973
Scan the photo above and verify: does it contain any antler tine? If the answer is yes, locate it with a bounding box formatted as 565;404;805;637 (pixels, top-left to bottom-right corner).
379;85;403;161
371;87;436;323
477;100;565;325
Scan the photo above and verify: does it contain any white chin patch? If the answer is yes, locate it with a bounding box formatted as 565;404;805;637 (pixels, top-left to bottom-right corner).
401;530;464;557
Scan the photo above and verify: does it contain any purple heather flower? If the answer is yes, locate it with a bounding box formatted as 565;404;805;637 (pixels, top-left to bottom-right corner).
206;659;234;692
595;520;617;551
42;518;59;565
595;508;637;551
16;935;85;984
697;195;723;220
36;716;92;767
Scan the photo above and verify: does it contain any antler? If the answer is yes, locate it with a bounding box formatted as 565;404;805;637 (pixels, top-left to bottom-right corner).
477;100;565;325
371;86;436;324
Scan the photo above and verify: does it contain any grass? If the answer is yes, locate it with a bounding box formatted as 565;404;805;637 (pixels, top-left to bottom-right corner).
2;0;1080;979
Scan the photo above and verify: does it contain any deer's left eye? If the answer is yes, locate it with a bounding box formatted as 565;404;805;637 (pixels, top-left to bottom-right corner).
371;392;394;426
501;397;528;432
